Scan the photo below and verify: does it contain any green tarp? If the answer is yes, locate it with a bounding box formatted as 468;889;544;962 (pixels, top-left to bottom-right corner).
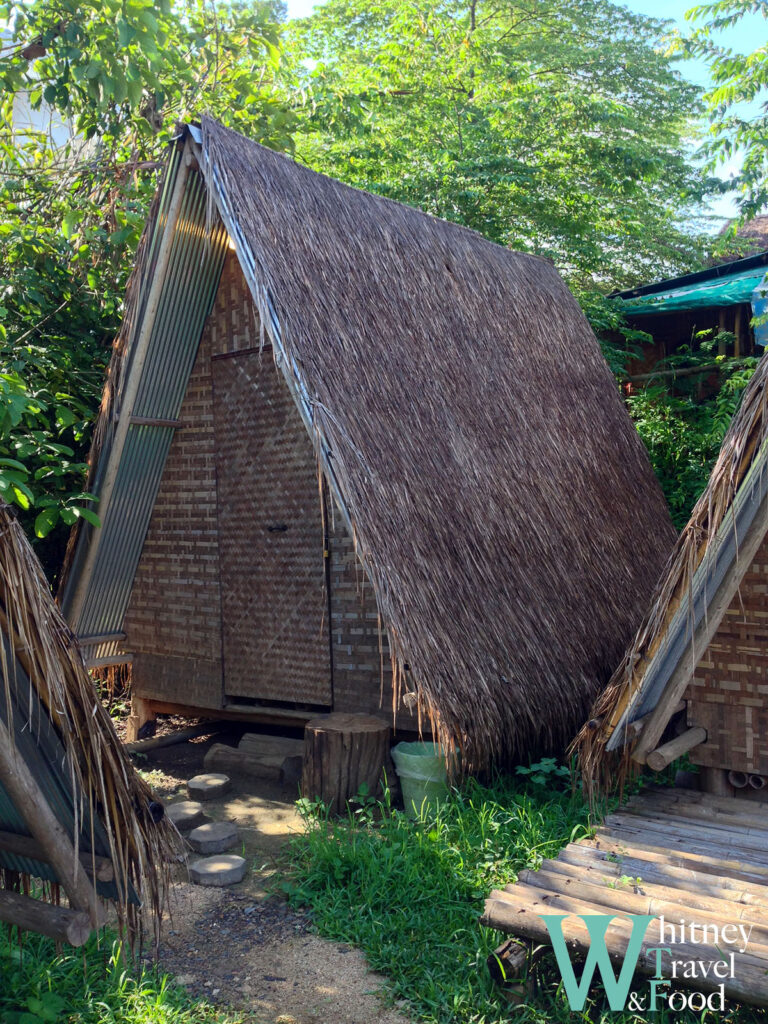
622;265;768;315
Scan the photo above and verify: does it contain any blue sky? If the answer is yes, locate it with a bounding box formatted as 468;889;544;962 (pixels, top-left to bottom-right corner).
284;0;767;221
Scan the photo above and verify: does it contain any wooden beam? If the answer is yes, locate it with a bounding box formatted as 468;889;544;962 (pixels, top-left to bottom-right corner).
627;699;685;738
0;829;112;882
632;487;768;764
0;890;91;947
626;362;721;384
128;417;184;428
77;632;126;647
0;716;101;924
646;726;708;772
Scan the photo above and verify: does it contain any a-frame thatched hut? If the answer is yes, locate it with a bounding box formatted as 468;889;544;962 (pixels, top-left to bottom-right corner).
0;503;175;946
59;118;674;771
577;350;768;792
481;356;768;1006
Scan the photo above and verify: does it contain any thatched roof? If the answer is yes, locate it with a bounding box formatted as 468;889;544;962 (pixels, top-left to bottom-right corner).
0;502;176;940
575;353;768;793
62;119;675;771
195;119;674;768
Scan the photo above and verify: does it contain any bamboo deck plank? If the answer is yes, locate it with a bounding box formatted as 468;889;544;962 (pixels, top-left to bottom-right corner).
483;789;768;1007
543;854;768;908
588;830;768;882
604;815;768;864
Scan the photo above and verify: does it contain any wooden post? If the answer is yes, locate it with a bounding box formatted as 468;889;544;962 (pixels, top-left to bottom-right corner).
487;938;530;985
700;766;732;797
301;713;390;814
0;716;101;924
125;694;156;744
646;727;707;772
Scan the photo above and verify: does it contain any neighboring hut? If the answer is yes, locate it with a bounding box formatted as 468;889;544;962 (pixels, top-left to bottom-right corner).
59;118;675;771
616;243;768;379
0;503;174;946
576;348;768;793
482;354;768;1007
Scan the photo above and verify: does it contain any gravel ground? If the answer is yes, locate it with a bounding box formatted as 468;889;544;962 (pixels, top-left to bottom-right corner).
133;733;411;1024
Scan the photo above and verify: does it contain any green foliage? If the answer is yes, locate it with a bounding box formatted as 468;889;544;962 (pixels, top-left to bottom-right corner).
285;776;767;1023
684;1;768;219
515;757;571;787
284;774;598;1023
287;0;713;288
0;931;245;1024
1;0;296;574
627;347;757;529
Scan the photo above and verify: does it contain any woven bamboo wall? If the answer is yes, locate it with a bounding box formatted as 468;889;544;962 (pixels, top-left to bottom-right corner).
686;532;768;774
212;345;332;707
126;254;414;724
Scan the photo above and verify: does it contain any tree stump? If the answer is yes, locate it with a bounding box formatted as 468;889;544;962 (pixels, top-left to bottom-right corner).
301;713;390;814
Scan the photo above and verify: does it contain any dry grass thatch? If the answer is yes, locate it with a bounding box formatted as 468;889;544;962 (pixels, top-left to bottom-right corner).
0;502;177;939
575;352;768;795
199;118;675;770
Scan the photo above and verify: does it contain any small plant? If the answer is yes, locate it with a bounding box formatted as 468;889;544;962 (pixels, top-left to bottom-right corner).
607;874;643;890
515;758;571;787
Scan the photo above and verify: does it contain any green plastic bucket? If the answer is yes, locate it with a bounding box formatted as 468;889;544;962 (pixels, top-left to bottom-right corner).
391;741;449;818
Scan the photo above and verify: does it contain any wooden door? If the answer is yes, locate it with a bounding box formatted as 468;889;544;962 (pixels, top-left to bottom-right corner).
212;348;332;705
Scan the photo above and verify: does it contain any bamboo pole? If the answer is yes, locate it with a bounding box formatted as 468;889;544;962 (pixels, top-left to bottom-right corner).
482;886;768;1006
589;830;768;883
603;819;768;868
646;726;707;771
0;829;112;882
0;890;91;947
610;809;768;844
515;868;768;936
625;794;767;831
0;716;101;924
636;786;768;821
546;851;768;907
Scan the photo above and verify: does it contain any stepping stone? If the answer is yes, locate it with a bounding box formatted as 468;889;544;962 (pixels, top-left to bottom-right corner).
188;820;239;855
187;773;231;800
166;800;206;832
189;854;247;887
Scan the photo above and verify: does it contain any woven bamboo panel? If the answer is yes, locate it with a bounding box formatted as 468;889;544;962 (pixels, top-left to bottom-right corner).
209;253;260;357
686;532;768;773
212;347;332;705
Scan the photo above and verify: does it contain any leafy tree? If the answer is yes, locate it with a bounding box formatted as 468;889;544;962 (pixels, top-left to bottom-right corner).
287;0;713;288
599;314;758;528
1;0;294;575
685;0;768;220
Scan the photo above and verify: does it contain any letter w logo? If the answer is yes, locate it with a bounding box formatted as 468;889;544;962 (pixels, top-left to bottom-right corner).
539;914;654;1011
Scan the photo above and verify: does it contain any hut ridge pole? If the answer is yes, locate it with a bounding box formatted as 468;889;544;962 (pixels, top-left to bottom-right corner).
0;715;101;924
633;490;768;764
64;140;194;630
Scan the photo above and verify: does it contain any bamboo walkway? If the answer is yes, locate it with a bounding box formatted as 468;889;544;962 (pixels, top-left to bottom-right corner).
482;787;768;1007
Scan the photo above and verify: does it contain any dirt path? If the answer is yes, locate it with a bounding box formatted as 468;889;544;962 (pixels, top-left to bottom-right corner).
138;730;411;1024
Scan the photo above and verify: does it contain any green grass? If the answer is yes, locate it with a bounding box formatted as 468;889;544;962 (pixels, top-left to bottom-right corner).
0;931;250;1024
282;775;768;1024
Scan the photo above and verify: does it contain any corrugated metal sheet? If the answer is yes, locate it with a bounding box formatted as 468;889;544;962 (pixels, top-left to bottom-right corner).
607;441;768;750
63;142;228;659
0;635;118;896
